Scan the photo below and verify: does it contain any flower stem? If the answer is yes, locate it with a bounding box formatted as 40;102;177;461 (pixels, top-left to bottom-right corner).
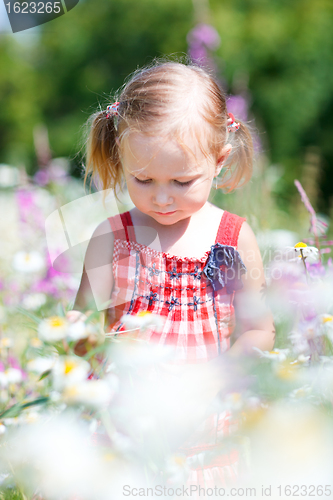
300;249;309;284
62;338;69;354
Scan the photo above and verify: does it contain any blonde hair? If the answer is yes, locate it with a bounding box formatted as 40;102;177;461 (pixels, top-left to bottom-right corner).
84;61;253;194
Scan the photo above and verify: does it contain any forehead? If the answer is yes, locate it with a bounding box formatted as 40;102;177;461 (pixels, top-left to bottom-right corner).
120;131;213;177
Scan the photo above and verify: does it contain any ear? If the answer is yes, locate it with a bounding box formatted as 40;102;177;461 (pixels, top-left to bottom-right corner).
215;143;232;177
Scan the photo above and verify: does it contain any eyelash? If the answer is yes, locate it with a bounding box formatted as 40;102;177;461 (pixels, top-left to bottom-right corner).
135;178;192;187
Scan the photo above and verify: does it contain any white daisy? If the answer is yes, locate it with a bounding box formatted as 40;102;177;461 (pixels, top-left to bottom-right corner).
320;314;333;340
253;347;289;362
66;320;87;341
12;251;45;273
38;316;69;343
0;368;22;387
164;453;190;486
62;379;113;408
120;311;165;333
285;242;319;263
0;373;8;388
52;355;90;391
27;356;56;375
0;337;13;349
22;293;47;310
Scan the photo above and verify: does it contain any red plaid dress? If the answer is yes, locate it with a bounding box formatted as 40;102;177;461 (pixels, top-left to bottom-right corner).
106;210;246;486
106;210;245;363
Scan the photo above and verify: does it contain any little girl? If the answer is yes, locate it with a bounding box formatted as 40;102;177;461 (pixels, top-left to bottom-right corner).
74;61;275;485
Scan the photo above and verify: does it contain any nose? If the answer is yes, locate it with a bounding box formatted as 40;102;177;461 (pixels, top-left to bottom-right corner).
153;186;173;207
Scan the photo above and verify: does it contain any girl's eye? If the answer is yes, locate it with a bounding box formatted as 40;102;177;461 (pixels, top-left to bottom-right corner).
174;180;193;187
135;178;151;184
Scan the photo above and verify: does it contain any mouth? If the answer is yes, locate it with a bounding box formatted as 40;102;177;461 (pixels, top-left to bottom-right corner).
155;211;176;216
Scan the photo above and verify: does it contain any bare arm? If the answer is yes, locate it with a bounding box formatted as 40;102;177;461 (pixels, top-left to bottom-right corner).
230;221;275;356
73;219;114;313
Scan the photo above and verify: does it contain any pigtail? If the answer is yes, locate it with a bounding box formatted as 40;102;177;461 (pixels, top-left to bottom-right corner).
216;119;253;193
84;108;122;195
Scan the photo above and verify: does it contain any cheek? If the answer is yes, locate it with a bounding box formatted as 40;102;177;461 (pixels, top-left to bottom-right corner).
185;179;212;201
127;183;149;206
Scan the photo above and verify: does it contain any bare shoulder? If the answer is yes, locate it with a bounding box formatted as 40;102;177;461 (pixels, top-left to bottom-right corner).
89;219;114;249
74;219;115;311
238;221;261;260
84;219;114;269
92;218;114;238
237;221;264;286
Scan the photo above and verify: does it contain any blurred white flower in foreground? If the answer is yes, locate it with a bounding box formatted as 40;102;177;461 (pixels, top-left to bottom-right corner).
27;356;56;375
38;315;89;343
62;379;114;408
12;251;44;273
120;311;165;333
38;316;68;342
52;355;90;391
319;314;333;339
22;293;47;310
164;454;190;485
0;368;22;388
0;337;13;349
1;416;128;500
247;403;333;486
66;318;88;341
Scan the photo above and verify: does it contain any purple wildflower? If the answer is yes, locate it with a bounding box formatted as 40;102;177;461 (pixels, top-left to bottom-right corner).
187;23;220;72
226;95;249;124
187;23;220;51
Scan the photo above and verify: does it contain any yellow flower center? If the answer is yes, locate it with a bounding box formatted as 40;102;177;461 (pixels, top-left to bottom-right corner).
137;311;152;317
49;317;65;328
269;350;279;355
294;242;307;248
322;315;333;324
24;254;31;262
276;361;297;381
1;338;11;347
294;388;307;399
173;455;186;466
103;452;115;462
30;337;43;348
63;385;79;397
64;360;77;374
241;407;267;429
230;392;241;402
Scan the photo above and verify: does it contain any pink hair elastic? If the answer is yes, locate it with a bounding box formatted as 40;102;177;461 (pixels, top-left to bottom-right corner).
106;102;120;118
227;112;240;132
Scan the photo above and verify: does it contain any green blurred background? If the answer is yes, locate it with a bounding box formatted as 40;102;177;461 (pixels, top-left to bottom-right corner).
0;0;333;217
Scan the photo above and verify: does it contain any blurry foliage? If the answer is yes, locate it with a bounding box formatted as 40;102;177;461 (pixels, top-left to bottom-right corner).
0;0;333;211
0;0;193;170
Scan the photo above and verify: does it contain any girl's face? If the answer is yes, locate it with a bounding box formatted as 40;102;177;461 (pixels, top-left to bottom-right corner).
121;132;230;226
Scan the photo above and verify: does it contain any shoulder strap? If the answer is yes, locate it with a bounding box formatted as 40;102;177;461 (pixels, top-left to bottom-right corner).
107;211;137;243
215;210;246;248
